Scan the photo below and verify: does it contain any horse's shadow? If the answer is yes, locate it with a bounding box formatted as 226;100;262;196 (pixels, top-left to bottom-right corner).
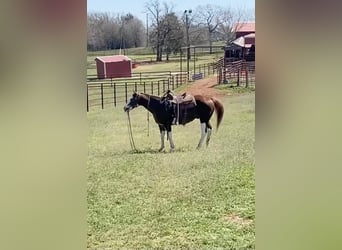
129;148;162;154
92;145;196;159
128;147;192;154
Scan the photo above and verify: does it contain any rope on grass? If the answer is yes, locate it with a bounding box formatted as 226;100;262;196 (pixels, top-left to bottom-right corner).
126;111;137;152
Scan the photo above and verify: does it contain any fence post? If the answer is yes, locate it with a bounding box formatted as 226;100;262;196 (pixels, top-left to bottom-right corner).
87;84;89;112
217;68;222;84
246;69;249;88
114;82;116;107
125;82;128;103
151;81;153;95
223;66;226;84
144;81;146;93
237;69;240;87
101;83;104;109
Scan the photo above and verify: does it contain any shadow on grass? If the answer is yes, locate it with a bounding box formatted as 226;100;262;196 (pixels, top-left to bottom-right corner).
92;146;196;158
126;147;196;154
128;146;194;154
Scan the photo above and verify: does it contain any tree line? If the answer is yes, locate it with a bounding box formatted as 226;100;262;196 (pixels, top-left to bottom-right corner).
87;0;253;61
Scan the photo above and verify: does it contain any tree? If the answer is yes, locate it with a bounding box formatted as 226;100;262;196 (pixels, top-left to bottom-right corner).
145;0;180;61
145;0;164;61
160;13;183;60
217;7;250;44
194;4;222;53
125;18;145;48
87;12;145;51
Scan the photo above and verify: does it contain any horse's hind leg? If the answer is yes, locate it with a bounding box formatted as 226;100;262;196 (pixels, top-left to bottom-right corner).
167;131;175;152
197;123;207;149
206;122;212;146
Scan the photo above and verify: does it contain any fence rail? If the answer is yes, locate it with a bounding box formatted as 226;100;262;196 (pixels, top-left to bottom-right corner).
217;60;255;87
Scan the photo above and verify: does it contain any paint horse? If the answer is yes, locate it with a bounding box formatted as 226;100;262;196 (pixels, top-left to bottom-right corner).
123;92;224;151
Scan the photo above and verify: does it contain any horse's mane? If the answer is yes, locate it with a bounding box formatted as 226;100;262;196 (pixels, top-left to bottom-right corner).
139;93;161;100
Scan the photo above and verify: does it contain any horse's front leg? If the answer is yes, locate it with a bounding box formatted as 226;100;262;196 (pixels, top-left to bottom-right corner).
159;125;166;152
166;124;175;152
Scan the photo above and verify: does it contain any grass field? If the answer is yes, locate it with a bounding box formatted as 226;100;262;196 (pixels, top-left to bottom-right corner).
87;89;255;249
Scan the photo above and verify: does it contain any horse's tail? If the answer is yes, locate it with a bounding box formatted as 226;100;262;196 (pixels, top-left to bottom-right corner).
212;97;224;130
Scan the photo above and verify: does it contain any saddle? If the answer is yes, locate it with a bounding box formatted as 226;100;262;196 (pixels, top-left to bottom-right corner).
162;90;196;105
162;90;196;125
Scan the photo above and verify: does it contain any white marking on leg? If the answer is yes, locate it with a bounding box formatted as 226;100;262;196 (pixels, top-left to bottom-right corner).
206;128;212;146
159;130;165;151
197;123;207;149
167;131;175;151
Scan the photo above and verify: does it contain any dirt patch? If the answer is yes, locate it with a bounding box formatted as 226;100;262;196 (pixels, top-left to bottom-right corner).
183;76;225;98
223;213;253;227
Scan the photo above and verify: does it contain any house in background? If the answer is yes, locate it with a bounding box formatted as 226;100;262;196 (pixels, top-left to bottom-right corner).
95;55;132;79
233;22;255;39
224;22;255;62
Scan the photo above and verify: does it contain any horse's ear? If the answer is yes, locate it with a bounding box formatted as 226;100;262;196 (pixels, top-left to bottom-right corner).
132;90;138;98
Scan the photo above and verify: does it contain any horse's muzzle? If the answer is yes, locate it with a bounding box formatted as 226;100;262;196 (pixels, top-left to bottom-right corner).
123;106;131;112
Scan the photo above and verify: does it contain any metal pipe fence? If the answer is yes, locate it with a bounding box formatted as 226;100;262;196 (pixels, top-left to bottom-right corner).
217;60;255;87
86;62;220;111
87;72;187;111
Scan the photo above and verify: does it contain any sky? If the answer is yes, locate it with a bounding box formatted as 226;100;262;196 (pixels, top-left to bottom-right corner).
87;0;255;22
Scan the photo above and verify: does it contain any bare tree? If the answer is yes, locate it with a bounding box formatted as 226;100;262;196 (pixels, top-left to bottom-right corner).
145;0;163;61
217;7;252;44
145;0;178;61
87;12;145;51
125;18;145;48
193;4;222;53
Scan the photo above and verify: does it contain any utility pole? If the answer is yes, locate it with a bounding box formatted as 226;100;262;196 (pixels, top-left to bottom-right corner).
184;9;192;80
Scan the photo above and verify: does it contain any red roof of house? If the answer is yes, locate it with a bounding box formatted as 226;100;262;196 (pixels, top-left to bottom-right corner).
233;22;255;33
244;33;255;38
95;55;131;63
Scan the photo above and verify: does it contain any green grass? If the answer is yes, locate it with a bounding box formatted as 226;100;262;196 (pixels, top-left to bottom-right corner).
87;91;255;249
215;84;256;95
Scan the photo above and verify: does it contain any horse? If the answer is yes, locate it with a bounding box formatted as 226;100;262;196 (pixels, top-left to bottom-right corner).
123;92;224;151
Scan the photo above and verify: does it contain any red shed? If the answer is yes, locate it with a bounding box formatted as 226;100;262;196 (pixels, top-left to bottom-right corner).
95;55;132;79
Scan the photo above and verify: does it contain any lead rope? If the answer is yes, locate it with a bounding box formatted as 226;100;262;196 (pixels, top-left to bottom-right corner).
126;111;137;152
147;112;150;137
147;95;150;137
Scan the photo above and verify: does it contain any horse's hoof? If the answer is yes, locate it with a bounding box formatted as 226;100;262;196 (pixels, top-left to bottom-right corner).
158;147;164;152
170;148;175;153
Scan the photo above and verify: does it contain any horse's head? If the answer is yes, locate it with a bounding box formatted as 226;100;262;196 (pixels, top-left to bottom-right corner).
123;92;139;112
